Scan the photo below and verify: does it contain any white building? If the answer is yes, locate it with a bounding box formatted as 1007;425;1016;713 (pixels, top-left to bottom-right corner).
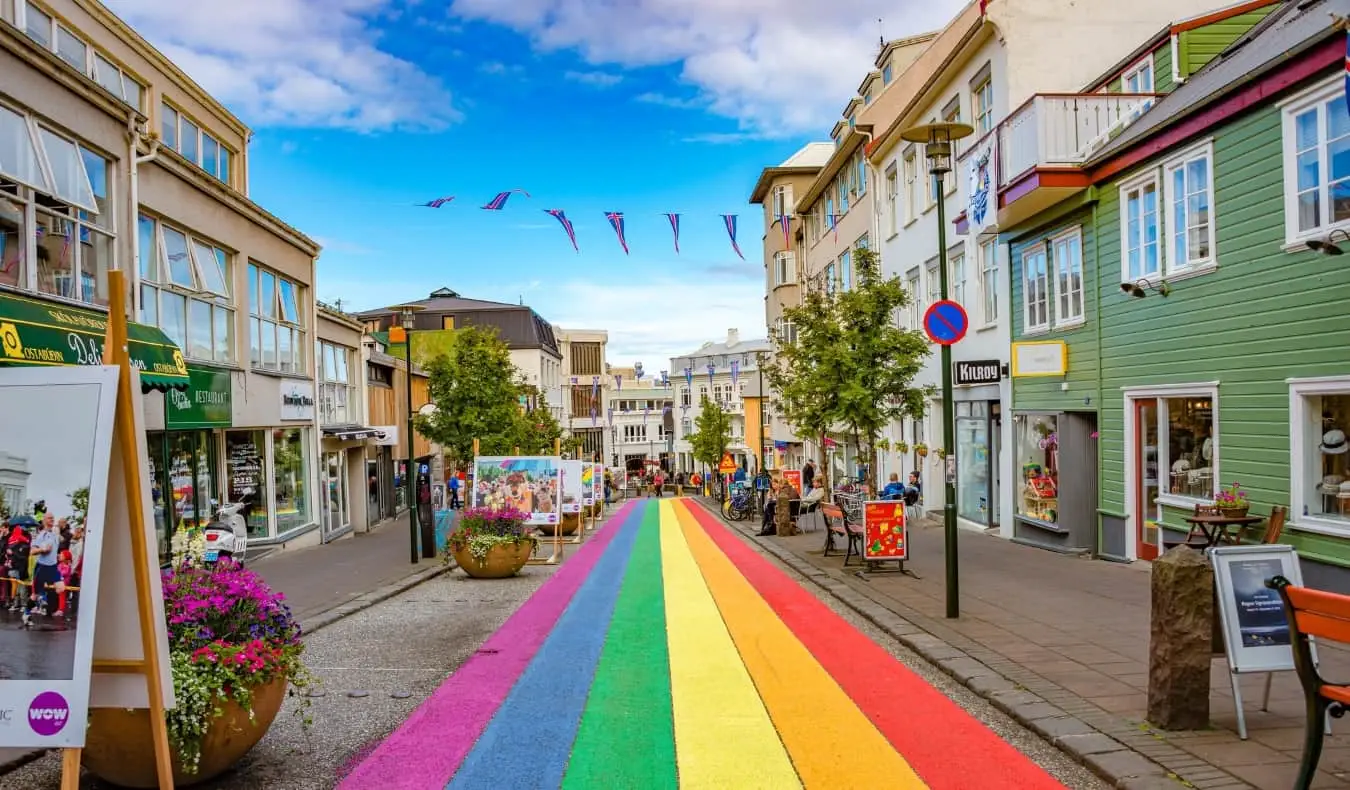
604;365;675;473
0;451;31;517
670;329;772;474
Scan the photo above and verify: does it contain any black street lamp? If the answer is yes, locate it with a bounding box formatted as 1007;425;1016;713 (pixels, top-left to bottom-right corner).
900;120;974;620
393;303;425;564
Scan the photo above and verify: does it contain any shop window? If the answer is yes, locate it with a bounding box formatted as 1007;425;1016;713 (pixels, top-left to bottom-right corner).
1015;414;1059;525
226;430;268;538
139;215;232;362
147;430;218;563
322;451;348;535
1291;379;1350;533
248;262;306;374
1158;396;1216;501
273;427;310;534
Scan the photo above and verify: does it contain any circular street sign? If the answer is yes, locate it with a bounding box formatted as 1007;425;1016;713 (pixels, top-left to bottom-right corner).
922;300;969;346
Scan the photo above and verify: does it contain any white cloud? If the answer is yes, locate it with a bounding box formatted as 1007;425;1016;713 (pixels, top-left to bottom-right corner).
450;0;966;134
564;70;623;88
479;60;526;77
104;0;458;131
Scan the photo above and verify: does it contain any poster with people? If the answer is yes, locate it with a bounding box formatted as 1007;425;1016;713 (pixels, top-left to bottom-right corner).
471;457;561;525
561;460;584;514
863;501;908;560
591;463;604;505
580;464;595;506
0;366;118;748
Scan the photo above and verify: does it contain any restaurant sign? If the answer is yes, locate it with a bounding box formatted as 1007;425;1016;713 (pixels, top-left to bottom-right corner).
166;366;232;429
280;380;316;421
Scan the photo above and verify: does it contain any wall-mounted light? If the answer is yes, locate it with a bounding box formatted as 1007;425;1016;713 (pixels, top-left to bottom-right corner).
1305;228;1350;255
1120;279;1171;299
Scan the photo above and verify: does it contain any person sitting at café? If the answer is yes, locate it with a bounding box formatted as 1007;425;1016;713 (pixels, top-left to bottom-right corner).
881;472;906;500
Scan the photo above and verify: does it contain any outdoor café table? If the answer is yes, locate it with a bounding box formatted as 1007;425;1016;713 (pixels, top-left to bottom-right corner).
1181;513;1264;548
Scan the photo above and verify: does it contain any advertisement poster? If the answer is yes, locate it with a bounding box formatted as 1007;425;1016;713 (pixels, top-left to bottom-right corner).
862;500;908;560
0;366;118;748
471;457;561;525
580;463;595;506
1229;558;1292;648
560;460;583;514
590;464;604;505
782;469;802;496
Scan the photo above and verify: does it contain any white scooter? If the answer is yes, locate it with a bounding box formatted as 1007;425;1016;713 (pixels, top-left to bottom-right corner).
202;502;247;567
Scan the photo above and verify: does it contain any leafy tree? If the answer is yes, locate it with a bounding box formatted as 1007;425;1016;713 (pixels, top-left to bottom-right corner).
510;383;564;455
687;396;732;475
68;487;89;528
415;326;523;464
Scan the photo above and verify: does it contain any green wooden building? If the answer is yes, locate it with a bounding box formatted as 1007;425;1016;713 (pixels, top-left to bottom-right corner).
999;0;1350;585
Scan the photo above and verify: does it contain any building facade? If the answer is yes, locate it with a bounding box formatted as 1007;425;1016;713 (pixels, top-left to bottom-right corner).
604;365;674;474
360;336;430;528
1;0;328;561
670;329;771;475
557;327;609;462
316;302;379;543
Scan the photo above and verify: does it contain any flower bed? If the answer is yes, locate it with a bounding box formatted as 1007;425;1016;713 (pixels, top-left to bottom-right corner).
446;506;535;577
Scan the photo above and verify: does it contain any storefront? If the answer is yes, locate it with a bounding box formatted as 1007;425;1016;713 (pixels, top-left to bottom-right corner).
148;364;231;562
953;361;1004;530
1011;410;1098;554
320;426;382;542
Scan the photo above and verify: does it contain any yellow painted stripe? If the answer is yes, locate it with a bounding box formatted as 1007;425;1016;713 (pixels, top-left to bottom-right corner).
659;499;801;790
674;501;929;790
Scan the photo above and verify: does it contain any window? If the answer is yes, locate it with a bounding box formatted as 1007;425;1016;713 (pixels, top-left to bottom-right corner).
681;387;691;407
20;4;144;110
864;89;873;106
1014;414;1060;525
161;102;233;185
950;251;966;307
979;239;998;325
906;268;921;328
1144;394;1216;503
272;427;311;533
226;430;270;538
824;262;836;295
839;251;852;291
942;96;963;166
903;149;918;223
1290;378;1350;534
836;176;849;214
773;317;797;345
1123;56;1154;93
56;26;86;70
855;152;867;196
367;363;392;387
138;215;232;361
248;262;306;374
681;418;692;436
623;425;648;443
1051;228;1084;326
925;259;939;308
825;196;834;236
973;75;994;135
23;2;51;48
1163;143;1215;271
772;185;792;221
1121;174;1160;281
318;341;354;426
773;251;795;286
1283;81;1350;242
885;164;899;236
855;233;869;250
1021;246;1049;332
882;63;893;85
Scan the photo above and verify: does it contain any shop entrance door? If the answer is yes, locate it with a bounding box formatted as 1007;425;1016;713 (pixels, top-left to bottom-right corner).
1134;398;1161;560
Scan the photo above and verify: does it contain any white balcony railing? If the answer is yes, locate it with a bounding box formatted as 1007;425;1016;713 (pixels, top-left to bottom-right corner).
996;93;1157;187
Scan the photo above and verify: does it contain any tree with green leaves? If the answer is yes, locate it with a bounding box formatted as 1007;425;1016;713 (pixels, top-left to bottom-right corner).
687;396;732;477
68;487;89;528
415;326;524;464
510;383;564;455
768;247;932;494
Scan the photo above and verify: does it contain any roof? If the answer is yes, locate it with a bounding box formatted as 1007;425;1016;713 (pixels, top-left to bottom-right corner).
1086;0;1341;164
352;289;524;317
748;142;834;203
875;32;941;68
794;129;870;212
672;337;772;359
354;288;562;357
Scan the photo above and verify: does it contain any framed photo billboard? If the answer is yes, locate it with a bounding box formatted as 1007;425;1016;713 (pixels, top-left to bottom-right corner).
471;457;561;525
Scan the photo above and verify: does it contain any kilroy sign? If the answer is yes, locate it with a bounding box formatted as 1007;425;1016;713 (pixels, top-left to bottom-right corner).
955;360;1003;386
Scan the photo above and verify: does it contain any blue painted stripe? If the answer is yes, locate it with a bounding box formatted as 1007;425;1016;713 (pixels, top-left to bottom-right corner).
446;501;647;789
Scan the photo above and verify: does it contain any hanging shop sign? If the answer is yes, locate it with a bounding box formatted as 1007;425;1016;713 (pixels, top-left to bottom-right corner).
166;366;232;429
1010;340;1068;378
863;500;909;561
279;381;316;421
955;360;1003;386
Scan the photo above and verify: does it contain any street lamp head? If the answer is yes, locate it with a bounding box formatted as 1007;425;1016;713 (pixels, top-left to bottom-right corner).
391;303;425;331
900;122;975;176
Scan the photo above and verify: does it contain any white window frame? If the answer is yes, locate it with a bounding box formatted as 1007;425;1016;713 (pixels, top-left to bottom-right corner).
16;2;143;110
1021;245;1049;333
942;98;963;179
884;163;899;237
1123;54;1154;94
248;262;306;374
318;341;355;427
161;101;233;185
1050;226;1085;328
839;250;852;291
855;152;867;197
1162;140;1217;274
137;215;233;363
774;317;797;345
924;259;939;309
772;185;791;222
1288;376;1350;537
1119;171;1162;283
979;238;998;326
973;76;994;135
902;149;918;224
824;262;836;295
1280;76;1350;246
772;251;795;287
950;250;966;307
905;268;921;329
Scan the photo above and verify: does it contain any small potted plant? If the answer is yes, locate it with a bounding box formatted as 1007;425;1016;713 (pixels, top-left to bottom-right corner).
915;443;929;458
897;441;910;455
447;506;536;578
1214;482;1250;518
933;447;948;461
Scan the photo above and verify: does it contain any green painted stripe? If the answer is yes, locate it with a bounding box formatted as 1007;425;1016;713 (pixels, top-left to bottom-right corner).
563;502;677;789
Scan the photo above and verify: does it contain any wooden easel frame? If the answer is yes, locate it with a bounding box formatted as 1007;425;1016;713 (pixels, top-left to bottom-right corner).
526;439;564;565
63;271;174;789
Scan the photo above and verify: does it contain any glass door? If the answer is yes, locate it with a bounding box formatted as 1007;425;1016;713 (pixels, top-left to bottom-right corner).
1136;399;1161;560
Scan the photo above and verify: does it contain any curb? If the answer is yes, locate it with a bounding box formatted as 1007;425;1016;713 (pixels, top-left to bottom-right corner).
713;507;1241;790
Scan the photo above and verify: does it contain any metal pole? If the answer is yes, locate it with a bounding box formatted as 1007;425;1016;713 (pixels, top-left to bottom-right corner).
933;169;959;619
406;328;418;565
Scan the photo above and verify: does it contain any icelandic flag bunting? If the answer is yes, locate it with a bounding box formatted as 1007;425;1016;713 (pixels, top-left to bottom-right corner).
665;213;681;254
591;376;599;401
660;370;669;387
776;213;791;251
544;209;579;252
721;214;744;260
606;212;629;254
590;407;597;426
706;364;715;387
730;360;740;388
482;189;530;210
615;374;623;390
607;407;614;424
418;196;454;208
684;367;693;389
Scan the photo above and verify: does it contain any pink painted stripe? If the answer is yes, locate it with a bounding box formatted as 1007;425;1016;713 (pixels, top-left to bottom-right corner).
337;500;637;790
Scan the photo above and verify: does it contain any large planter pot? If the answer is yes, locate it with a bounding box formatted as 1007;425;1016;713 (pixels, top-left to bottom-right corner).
537;513;580;536
453;540;533;578
82;676;288;788
588;503;603;518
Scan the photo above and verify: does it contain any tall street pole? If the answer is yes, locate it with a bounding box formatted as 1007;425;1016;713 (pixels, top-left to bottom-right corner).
901;121;973;620
395;304;425;564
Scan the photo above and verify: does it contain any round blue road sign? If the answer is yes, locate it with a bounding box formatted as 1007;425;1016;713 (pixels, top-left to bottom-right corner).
922;299;969;346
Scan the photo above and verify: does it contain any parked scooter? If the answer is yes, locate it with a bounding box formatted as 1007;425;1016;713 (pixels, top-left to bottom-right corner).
202;501;247;567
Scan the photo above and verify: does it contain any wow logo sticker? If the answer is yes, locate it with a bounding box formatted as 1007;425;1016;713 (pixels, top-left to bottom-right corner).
28;692;70;737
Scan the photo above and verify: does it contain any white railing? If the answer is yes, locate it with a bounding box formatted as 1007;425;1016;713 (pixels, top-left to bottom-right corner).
997;93;1157;186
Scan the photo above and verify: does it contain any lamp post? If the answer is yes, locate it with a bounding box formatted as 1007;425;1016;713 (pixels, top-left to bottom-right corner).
392;304;425;564
900;120;974;620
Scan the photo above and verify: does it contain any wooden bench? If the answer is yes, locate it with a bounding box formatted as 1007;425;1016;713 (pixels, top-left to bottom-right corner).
840;503;866;567
1267;575;1350;789
821;504;845;556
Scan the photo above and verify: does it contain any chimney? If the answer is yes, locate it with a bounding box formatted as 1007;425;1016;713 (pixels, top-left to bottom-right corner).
727;328;740;347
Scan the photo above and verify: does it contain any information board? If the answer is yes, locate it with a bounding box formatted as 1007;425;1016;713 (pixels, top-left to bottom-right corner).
560;460;584;514
1211;544;1307;675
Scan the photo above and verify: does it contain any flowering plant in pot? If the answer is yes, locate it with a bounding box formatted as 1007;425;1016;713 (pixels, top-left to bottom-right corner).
446;506;536;578
915;443;929;458
1213;482;1251;517
82;560;313;786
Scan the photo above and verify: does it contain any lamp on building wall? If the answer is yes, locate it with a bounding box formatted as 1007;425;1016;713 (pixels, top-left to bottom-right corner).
900;120;973;621
1119;279;1172;298
391;304;425;563
1305;228;1350;255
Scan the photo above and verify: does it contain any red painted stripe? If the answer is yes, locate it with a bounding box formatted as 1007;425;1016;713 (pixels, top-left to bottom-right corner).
680;499;1066;790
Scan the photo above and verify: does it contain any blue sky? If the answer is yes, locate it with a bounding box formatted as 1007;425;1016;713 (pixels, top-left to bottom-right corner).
105;0;959;361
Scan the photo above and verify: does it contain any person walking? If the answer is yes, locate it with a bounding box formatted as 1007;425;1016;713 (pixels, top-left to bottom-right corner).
448;470;462;510
802;459;816;495
29;516;61;617
654;469;666;498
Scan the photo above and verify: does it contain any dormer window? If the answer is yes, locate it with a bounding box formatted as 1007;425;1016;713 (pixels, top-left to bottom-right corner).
882;63;894;85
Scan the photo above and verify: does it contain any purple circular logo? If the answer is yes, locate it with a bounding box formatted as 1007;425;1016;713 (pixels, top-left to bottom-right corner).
28;692;70;737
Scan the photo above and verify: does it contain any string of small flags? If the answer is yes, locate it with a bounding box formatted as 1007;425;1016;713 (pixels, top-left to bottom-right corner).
415;191;746;258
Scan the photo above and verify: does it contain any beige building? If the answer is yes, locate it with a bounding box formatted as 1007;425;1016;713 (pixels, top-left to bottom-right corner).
0;0;330;559
557;327;609;461
315;302;377;541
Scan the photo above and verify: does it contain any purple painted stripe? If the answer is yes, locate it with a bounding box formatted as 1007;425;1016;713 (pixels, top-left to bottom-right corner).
336;499;638;790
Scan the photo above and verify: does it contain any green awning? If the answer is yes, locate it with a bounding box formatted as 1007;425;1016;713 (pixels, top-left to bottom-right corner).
0;291;189;391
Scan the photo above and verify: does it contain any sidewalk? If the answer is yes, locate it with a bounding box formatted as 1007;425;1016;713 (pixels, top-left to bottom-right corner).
252;513;454;629
726;505;1350;790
